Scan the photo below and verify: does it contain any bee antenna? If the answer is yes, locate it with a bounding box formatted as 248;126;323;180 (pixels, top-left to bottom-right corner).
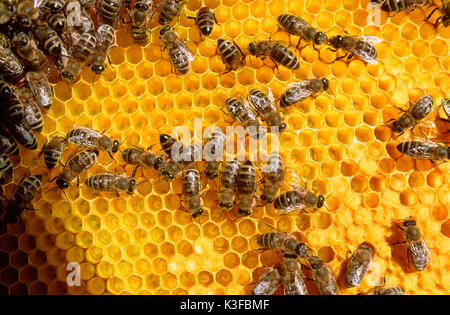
198;217;202;229
137;178;150;186
62;189;70;203
108;152;118;164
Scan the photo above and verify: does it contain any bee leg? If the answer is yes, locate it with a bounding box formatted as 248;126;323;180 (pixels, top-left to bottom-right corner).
131;165;140;178
76;177;80;188
394;222;405;231
424;7;439;22
327;48;338;53
295;38;302;50
390;241;407;246
108;151;118;164
213;13;219;25
313;43;321;53
433;16;443;29
407;247;411;270
269;57;280;73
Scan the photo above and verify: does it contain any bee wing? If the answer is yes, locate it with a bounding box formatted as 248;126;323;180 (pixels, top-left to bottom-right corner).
252;268;282;295
283;80;314;103
406;139;442;159
351;36;382;65
248;91;276;117
283;268;307;295
180;40;194;62
25;72;53;108
34;0;45;8
409;240;430;265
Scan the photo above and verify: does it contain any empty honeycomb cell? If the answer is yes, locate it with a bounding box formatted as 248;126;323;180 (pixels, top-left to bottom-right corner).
351;175;368;193
396;156;415;172
355;125;374;142
223;252;240;269
427;171;444;189
18;234;36;252
412;40;430;58
315;212;333;230
400;190;418;207
408;171;425;188
213;237;229;254
231;236;248;253
369;175;388;192
198;270;214;287
29;250;46;267
216;269;233;287
66;247;84;264
390;174;407;192
296;213;312;231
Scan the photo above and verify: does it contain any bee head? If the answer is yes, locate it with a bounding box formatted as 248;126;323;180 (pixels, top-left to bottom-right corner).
159;26;172;37
329;35;343;48
56;179;69;189
48;2;60;12
285;239;297;252
111;140;119;153
295;243;309;257
205;170;218;178
437;146;447;160
260;194;273;203
238;209;251;216
20;17;31;27
248;42;257;55
279;122;287;132
321;78;329;91
154;156;164;170
443;14;450;27
391;121;403;133
219;201;233;209
62;68;75;82
314;31;327;45
91;64;105;74
13;33;27;46
128;179;137;193
162;170;174;180
309;256;323;269
0;84;12;99
317;195;325;208
192;209;204;218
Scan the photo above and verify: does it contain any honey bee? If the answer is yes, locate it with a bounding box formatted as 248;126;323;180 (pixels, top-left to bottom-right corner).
426;0;450;29
274;188;325;213
14;174;42;204
386;95;434;136
0;78;11;98
99;0;122;26
372;0;428;13
66;0;94;33
62;30;97;81
248;89;286;133
225;97;262;139
203;129;225;179
8;122;38;150
122;146;165;175
188;7;217;37
248;40;300;70
392;218;430;271
328;35;381;64
130;0;153;45
0;153;13;184
91;24;115;75
344;242;375;288
80;0;95;9
236;160;257;217
16;86;44;132
0;46;24;82
158;0;186;25
67;126;119;159
160;143;201;180
217;39;245;72
41;135;67;169
217;159;239;210
369;277;405;295
0;0;16;25
442;98;450;119
12;32;49;72
396;140;449;161
308;255;339;295
182;165;205;218
0;127;19;155
260;152;284;203
159;133;184;158
46;0;68;12
5;92;23;121
48;11;67;33
278;14;327;50
3;174;42;224
24;71;53;109
280;78;330;108
257;232;309;256
281;253;308;295
34;22;64;55
160;26;194;75
15;0;39;28
54;149;99;189
251;267;282;295
85;173;137;194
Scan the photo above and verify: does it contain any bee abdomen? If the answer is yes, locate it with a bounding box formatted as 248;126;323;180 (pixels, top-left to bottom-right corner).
6;95;24;121
14;175;42;204
73;32;97;62
271;43;299;70
131;26;149;44
23;103;44;132
86;174;113;191
47;0;68;12
159;3;183;25
236;161;256;194
257;232;281;249
0;153;13;180
197;8;214;36
0;130;19;155
274;191;299;210
101;0;122;25
9;123;37;150
48;12;66;33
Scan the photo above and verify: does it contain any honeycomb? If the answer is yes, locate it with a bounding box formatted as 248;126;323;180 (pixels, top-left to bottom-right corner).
1;0;449;295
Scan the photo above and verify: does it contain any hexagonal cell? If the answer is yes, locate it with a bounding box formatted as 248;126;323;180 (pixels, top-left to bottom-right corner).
0;234;18;253
11;250;29;268
10;282;28;295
